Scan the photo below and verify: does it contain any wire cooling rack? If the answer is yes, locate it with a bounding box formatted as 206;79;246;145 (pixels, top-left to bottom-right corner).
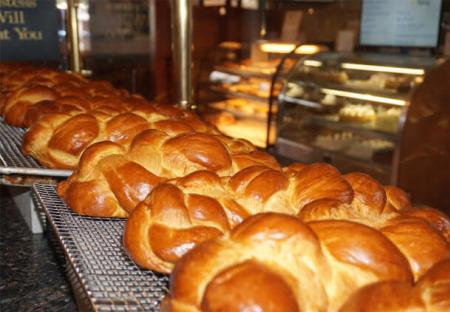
0;120;72;179
32;183;170;311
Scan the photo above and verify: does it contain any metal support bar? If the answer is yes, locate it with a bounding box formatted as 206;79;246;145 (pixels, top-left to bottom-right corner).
0;167;72;177
67;0;81;72
170;0;193;110
259;0;267;39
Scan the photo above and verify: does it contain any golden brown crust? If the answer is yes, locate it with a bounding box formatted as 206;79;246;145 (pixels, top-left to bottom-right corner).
344;172;387;214
3;85;59;126
338;281;423;312
401;207;450;242
308;220;414;283
384;185;412;212
290;163;354;211
123;180;232;273
380;216;450;280
201;260;300;312
341;259;450;311
166;213;418;312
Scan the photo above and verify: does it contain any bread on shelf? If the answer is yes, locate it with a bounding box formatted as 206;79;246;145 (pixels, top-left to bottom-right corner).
0;65;129;127
57;128;279;218
124;170;241;273
163;205;449;311
124;164;352;273
340;259;450;311
22;102;214;169
163;213;417;311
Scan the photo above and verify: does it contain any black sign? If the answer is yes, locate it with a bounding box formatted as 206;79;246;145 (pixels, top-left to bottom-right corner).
0;0;60;61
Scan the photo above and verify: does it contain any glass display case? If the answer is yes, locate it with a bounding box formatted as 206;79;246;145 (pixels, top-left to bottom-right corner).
275;52;445;186
196;41;324;148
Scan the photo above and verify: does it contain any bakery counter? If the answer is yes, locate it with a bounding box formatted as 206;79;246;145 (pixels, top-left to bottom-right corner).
0;186;76;311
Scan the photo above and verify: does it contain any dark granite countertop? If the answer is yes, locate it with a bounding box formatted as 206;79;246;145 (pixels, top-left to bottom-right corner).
0;185;77;311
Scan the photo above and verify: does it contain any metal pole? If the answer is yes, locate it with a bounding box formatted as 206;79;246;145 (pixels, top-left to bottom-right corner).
170;0;193;110
67;0;81;72
259;0;267;39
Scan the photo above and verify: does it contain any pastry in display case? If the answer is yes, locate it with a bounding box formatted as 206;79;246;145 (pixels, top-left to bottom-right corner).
275;52;448;192
197;41;325;148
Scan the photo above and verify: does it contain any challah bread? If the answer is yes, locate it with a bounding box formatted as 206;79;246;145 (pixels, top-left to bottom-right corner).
2;81;129;127
298;172;450;241
23;102;216;168
22;95;148;127
164;213;414;312
1;67;86;110
57;125;278;217
2;85;60;126
339;259;450;311
379;216;450;280
298;172;450;280
123;163;357;272
0;65;132;127
125;164;444;276
124;170;239;273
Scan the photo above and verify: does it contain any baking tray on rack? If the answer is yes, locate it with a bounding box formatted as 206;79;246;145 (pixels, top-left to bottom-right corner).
31;183;170;312
0;119;72;186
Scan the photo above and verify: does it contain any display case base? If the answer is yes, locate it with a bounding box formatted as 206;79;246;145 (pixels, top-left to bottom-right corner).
8;186;45;234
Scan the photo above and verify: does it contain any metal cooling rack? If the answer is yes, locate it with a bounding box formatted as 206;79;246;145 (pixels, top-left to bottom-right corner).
32;184;170;312
0;119;72;179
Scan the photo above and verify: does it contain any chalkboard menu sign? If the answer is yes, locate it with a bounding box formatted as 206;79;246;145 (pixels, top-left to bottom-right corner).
0;0;60;61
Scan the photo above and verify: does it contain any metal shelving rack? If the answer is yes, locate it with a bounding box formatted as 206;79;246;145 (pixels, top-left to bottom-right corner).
0;119;72;182
32;183;170;311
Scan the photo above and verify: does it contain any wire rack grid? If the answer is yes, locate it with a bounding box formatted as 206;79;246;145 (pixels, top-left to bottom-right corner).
0;120;41;168
32;183;170;312
0;120;72;180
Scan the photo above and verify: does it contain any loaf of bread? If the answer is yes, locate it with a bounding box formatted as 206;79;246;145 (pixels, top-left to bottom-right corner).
57;126;279;217
123;163;354;273
124;170;242;272
163;213;434;311
123;163;449;274
1;65;129;127
340;259;450;311
1;67;85;114
23;101;214;168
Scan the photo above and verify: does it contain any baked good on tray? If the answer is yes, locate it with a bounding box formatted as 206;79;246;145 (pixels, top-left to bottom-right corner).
57;127;279;218
124;165;450;275
22;101;214;169
0;65;129;127
162;211;449;311
123;163;355;272
340;259;450;311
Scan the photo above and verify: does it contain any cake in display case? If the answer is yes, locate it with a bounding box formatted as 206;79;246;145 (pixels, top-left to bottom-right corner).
275;52;449;200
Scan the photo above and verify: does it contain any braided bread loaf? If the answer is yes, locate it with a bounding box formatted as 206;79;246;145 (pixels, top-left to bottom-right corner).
0;67;86;114
2;82;128;127
340;259;450;311
123;163;450;274
1;65;131;127
23;101;214;168
57;125;279;217
164;213;425;312
123;163;356;272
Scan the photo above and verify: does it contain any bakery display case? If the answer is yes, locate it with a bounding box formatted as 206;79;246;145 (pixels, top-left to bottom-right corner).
197;41;324;148
275;52;448;188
